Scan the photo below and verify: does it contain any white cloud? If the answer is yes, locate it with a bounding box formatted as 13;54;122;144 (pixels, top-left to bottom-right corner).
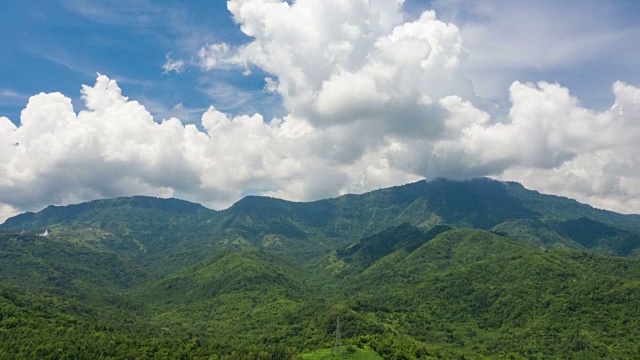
497;81;640;212
1;1;640;223
62;0;163;29
0;204;19;225
0;89;29;102
162;54;186;74
198;43;238;70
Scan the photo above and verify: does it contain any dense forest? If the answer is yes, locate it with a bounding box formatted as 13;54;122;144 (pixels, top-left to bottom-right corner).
1;178;640;359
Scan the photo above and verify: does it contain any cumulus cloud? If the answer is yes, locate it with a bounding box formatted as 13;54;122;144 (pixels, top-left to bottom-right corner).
498;81;640;213
1;0;640;222
202;2;472;127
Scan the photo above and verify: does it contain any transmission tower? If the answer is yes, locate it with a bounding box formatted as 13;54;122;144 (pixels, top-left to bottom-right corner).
334;316;342;354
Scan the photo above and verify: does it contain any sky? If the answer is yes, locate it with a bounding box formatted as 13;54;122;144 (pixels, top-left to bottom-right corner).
0;0;639;222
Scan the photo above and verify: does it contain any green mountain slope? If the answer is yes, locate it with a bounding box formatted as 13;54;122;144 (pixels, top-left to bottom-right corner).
2;178;640;358
135;250;332;349
141;250;305;304
334;228;640;358
490;219;581;250
0;233;151;301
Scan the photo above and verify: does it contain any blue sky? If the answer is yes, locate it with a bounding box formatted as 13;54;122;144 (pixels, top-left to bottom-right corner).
0;0;639;220
0;1;278;123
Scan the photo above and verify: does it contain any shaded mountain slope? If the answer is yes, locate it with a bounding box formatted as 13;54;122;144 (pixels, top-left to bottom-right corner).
555;217;640;256
333;223;451;274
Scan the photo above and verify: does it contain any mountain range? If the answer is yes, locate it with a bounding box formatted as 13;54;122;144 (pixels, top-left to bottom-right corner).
1;177;640;359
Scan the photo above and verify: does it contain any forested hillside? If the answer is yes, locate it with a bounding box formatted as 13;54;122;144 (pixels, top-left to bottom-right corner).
2;178;640;359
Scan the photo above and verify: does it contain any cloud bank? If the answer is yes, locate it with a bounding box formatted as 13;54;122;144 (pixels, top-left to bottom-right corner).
1;0;639;221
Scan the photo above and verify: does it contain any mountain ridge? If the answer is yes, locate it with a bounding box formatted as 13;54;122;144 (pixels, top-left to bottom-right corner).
3;177;640;261
4;177;638;229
